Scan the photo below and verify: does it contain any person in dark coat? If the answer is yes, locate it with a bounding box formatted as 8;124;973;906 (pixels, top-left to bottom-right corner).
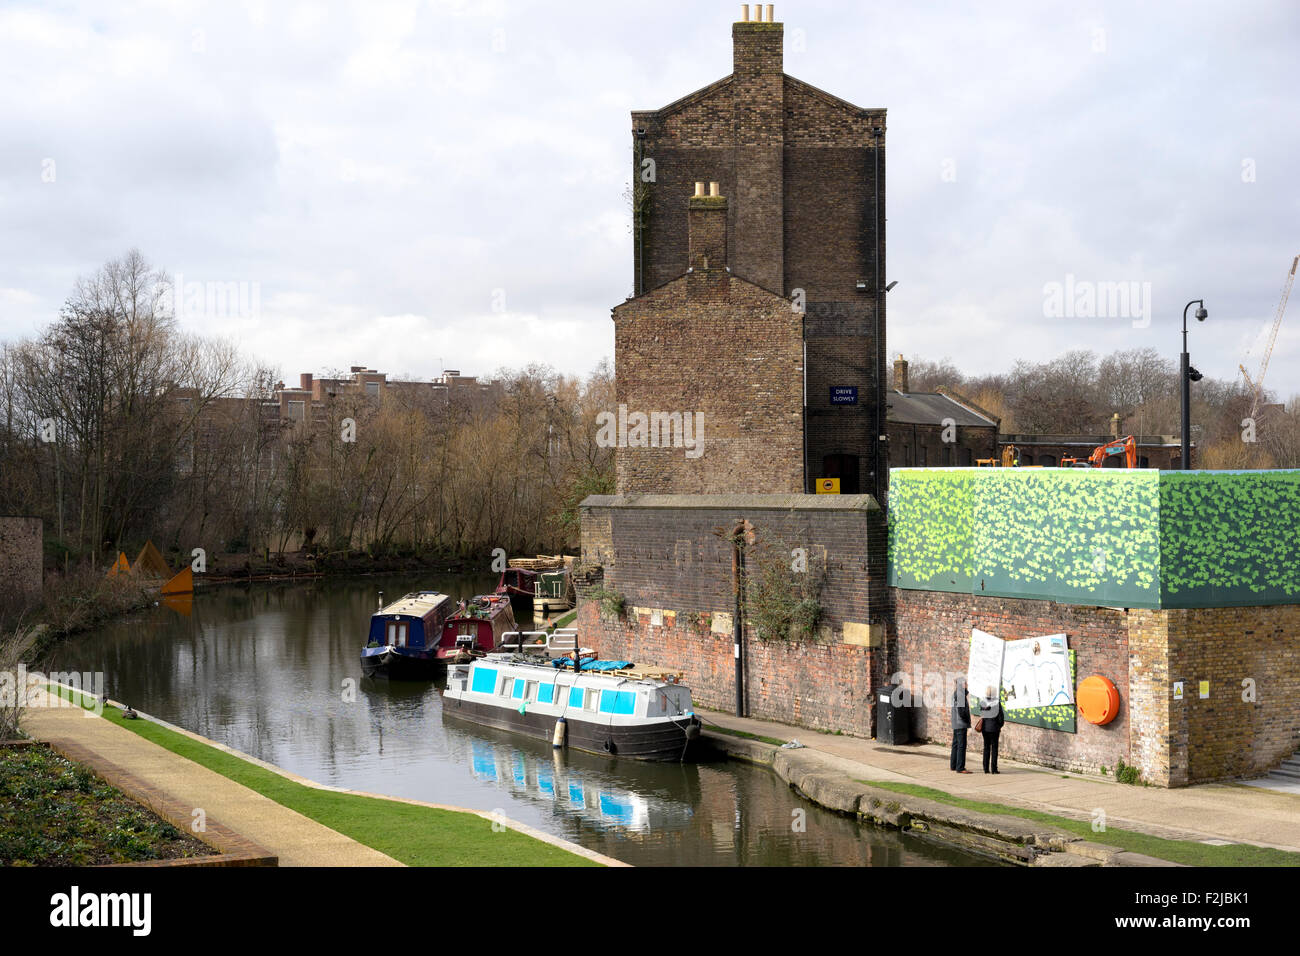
950;678;972;773
978;686;1006;774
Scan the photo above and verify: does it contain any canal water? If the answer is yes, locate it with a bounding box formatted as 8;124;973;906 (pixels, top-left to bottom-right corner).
48;572;989;866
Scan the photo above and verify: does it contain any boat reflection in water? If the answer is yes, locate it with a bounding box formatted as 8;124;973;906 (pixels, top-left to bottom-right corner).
442;714;697;834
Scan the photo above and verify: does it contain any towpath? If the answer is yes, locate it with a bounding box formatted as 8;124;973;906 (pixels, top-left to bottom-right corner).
702;710;1300;852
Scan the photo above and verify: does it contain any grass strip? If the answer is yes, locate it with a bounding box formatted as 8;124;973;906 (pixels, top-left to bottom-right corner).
546;611;578;631
858;779;1300;868
703;722;786;748
46;685;600;867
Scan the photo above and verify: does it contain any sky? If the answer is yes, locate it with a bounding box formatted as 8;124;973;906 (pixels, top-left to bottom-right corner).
2;0;1298;394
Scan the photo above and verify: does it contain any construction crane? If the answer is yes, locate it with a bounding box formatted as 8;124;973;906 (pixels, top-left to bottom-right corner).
1240;253;1299;421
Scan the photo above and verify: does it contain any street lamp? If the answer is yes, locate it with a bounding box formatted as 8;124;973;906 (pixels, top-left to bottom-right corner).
1181;299;1207;470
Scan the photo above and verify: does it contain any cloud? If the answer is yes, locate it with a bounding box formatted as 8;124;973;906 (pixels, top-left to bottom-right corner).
1;0;1297;397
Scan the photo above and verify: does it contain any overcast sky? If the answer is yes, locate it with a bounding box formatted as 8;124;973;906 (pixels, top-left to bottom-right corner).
2;0;1297;395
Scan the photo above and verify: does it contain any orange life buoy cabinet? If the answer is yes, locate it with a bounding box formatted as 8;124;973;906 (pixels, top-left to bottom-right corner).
1077;676;1120;725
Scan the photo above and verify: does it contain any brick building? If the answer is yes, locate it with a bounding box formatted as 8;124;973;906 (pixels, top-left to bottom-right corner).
614;185;804;493
628;5;887;498
886;356;999;469
273;367;498;425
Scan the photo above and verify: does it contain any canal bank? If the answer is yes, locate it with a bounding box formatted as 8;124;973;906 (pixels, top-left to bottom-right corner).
699;711;1300;867
26;684;615;867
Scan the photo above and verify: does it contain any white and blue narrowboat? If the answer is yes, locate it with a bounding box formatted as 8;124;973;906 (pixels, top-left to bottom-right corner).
361;590;454;679
443;653;703;761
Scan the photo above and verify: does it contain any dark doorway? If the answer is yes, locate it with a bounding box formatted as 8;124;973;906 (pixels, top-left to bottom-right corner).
822;454;860;494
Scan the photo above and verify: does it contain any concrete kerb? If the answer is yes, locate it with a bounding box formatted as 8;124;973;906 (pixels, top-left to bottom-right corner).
44;683;627;868
703;730;1179;867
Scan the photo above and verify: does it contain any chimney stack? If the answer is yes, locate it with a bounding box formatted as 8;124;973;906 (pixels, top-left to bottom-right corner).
300;372;313;391
734;3;782;75
893;354;909;393
688;184;728;275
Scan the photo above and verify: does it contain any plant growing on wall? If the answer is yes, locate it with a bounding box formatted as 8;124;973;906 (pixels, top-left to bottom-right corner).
745;528;826;640
587;585;625;620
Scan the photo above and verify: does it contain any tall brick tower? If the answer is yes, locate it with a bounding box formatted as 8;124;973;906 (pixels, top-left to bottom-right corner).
629;4;887;501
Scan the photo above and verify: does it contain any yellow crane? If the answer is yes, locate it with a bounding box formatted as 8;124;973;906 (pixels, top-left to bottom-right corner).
1240;253;1299;421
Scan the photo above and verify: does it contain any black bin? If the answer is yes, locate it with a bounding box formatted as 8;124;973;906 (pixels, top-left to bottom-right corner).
876;683;911;746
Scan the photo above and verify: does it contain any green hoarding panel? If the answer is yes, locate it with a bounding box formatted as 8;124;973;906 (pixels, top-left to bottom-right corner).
888;467;1300;609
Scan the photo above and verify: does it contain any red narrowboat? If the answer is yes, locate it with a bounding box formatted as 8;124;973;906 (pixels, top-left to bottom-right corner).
434;593;518;664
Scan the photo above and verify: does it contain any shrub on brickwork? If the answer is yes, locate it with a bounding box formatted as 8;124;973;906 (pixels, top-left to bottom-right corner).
588;585;625;620
745;528;826;641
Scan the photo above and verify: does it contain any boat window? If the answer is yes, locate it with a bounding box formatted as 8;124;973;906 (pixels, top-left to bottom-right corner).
386;621;408;647
525;681;539;701
584;688;600;712
499;675;513;696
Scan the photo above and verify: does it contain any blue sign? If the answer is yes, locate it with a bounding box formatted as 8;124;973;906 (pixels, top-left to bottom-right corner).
830;386;858;405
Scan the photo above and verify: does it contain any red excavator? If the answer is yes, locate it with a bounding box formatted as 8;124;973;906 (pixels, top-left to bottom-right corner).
1061;435;1138;469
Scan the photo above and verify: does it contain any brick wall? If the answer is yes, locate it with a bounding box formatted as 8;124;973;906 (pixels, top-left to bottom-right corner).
1171;606;1300;784
629;20;887;501
887;421;997;469
578;494;887;735
892;589;1133;776
892;589;1300;785
612;272;804;495
0;516;42;602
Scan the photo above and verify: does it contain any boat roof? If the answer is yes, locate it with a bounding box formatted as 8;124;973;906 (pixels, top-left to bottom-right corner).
472;654;684;689
377;591;450;617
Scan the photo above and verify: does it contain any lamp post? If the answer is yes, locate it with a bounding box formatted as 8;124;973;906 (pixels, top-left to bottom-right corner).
1180;299;1207;470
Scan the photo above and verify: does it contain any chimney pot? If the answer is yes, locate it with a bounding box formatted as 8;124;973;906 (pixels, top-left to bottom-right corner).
766;4;774;21
708;181;719;197
741;3;749;21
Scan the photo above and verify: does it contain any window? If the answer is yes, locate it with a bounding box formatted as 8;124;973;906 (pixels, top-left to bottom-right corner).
365;381;380;397
386;622;408;647
288;400;305;421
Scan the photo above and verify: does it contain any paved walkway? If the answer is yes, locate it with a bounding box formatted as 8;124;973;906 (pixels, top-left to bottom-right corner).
23;689;403;867
702;711;1300;852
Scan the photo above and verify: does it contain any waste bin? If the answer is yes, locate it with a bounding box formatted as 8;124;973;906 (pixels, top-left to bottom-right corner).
876;683;911;745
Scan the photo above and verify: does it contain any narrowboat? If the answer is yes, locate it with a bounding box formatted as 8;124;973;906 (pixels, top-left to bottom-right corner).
361;591;454;679
432;593;517;664
443;653;703;761
495;567;538;618
533;568;575;617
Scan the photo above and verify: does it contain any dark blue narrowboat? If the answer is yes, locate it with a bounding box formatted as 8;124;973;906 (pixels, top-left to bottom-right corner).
361;591;454;679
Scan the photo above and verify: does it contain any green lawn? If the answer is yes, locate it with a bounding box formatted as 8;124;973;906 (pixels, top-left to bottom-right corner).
46;685;601;867
859;779;1300;868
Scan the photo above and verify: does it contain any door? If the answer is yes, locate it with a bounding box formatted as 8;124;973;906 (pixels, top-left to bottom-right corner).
821;454;860;494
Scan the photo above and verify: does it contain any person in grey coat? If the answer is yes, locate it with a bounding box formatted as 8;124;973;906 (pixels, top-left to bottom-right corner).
950;678;972;773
